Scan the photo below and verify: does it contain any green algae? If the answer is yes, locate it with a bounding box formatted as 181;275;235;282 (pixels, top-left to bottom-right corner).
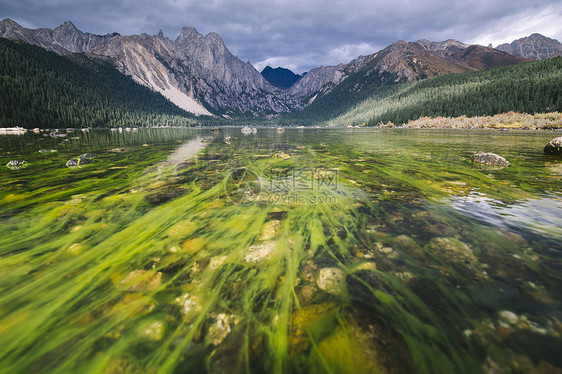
0;128;561;373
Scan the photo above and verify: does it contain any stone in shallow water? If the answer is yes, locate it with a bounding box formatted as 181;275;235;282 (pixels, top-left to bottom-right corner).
498;310;519;325
471;152;510;167
208;255;227;270
426;237;477;266
260;220;281;240
245;241;276;263
300;261;319;283
140;321;165;341
207;313;240;346
175;293;202;316
544;136;562;155
5;160;27;170
118;270;163;292
317;267;346;296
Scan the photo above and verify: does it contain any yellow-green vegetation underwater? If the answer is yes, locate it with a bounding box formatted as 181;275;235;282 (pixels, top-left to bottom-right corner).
0;127;561;374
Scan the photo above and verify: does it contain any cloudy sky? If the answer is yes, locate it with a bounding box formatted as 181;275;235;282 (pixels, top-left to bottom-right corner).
2;0;561;73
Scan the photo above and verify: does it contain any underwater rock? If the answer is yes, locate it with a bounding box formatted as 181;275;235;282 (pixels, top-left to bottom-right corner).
296;285;317;305
426;237;477;267
223;136;234;144
66;158;80;167
289;303;337;356
146;186;185;205
317;267;346;296
118;270;163;292
5;160;28;170
175;293;202;316
108;294;156;319
245;241;276;263
39;149;57;153
67;243;86;255
498;310;519;325
181;237;206;254
66;154;95;168
208;255;227;270
109;147;135;153
49;131;66;138
378;245;394;254
80;153;96;160
140;321;165;341
394;272;415;281
276;127;285;133
207;313;240;346
259;220;281;241
355;263;377;272
300;261;319;283
544;136;562;155
241;126;252;135
272;153;290;160
104;357;156;374
471;152;510;167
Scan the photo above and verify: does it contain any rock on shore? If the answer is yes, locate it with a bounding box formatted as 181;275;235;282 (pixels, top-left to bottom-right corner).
544;137;562;155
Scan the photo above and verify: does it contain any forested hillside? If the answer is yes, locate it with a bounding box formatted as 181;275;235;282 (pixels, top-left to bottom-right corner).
283;57;562;126
0;38;201;128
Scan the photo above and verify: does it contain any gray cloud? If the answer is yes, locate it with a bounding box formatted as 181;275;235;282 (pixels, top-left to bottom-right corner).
2;0;561;73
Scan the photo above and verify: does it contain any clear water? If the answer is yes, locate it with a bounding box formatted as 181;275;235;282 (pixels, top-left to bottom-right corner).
0;128;561;374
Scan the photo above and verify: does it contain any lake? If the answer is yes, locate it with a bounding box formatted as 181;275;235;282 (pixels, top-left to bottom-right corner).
0;127;561;374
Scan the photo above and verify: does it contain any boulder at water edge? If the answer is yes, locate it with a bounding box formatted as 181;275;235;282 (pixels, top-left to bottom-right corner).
544;137;562;155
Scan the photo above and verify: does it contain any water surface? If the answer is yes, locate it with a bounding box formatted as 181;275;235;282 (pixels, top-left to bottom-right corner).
0;128;561;374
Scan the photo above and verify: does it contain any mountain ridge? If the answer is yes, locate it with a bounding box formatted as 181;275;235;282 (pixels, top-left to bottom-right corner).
0;18;558;120
496;33;562;60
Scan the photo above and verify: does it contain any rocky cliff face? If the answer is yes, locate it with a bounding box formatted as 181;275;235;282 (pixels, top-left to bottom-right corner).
496;33;562;60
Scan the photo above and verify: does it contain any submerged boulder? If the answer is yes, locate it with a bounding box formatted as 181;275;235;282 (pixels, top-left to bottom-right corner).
118;270;163;292
5;160;28;170
471;152;510;167
544;137;562;155
317;267;347;296
66;154;96;168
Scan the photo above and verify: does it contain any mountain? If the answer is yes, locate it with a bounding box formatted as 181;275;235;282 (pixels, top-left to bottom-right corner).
0;19;294;118
0;38;199;128
496;33;562;60
285;57;562;126
261;66;304;89
284;40;531;123
0;19;550;121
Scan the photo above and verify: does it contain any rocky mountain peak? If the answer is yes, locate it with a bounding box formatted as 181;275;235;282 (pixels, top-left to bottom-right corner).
1;18;21;28
496;33;562;60
176;26;202;42
56;21;79;31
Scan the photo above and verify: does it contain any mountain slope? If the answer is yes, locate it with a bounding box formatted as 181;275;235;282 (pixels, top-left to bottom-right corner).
496;33;562;60
324;57;562;126
261;66;303;89
0;38;199;128
284;41;530;123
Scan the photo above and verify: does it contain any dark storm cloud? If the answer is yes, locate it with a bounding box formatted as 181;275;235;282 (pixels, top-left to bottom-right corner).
2;0;561;73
